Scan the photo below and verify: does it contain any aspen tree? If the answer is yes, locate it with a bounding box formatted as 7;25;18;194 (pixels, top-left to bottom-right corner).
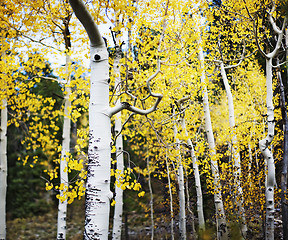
165;151;175;240
173;107;186;240
244;4;287;238
197;33;228;239
0;98;7;240
181;118;205;232
56;10;73;239
0;45;7;240
111;26;124;240
69;1;163;238
215;41;248;236
147;156;155;239
57;52;72;240
277;60;288;240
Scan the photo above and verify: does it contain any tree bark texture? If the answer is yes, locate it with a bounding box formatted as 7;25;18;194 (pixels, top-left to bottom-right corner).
112;44;124;240
0;99;7;240
84;45;112;240
173;117;186;240
57;53;72;240
68;1;113;239
220;62;247;236
278;67;288;240
182;119;205;232
165;153;175;240
259;58;275;240
198;46;228;240
147;157;154;240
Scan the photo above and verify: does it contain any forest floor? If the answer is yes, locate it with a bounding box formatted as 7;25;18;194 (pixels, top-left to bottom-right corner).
6;199;84;240
6;198;285;240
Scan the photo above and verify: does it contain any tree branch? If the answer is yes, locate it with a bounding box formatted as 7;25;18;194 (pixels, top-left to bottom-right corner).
69;0;104;47
267;17;287;59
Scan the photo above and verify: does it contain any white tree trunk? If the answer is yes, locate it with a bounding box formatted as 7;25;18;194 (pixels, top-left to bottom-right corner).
181;119;205;232
198;46;228;240
68;1;114;238
173;118;186;240
57;53;71;240
147;157;154;240
83;45;113;240
69;2;162;239
0;98;7;240
219;62;247;236
259;58;275;240
165;153;175;240
112;43;124;240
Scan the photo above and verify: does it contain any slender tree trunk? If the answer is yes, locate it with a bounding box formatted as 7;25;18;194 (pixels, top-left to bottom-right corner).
147;157;154;240
112;36;124;240
219;62;247;236
259;58;275;240
173;116;186;240
165;152;175;240
198;45;228;240
0;98;7;240
182;119;205;232
184;167;196;239
57;53;72;240
277;67;288;240
286;28;288;82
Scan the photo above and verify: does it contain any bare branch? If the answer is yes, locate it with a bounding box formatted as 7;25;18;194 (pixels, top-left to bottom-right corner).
108;96;162;116
272;60;288;68
267;17;287;59
268;13;281;35
113;113;135;142
224;42;246;69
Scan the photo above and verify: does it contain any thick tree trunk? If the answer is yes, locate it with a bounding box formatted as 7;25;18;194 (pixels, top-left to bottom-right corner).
198;46;228;240
182;119;205;232
0;98;7;240
68;1;113;239
278;67;288;240
173;117;186;240
259;58;275;240
57;53;71;240
112;37;124;240
84;45;112;240
219;62;247;236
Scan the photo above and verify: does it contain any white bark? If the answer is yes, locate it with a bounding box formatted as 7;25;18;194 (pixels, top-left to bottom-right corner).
220;62;247;236
259;58;275;240
198;46;228;239
112;40;124;240
181;119;205;232
84;45;113;240
57;53;71;240
0;98;7;240
173;117;186;240
252;13;286;239
69;1;113;239
165;153;175;240
147;157;154;240
184;168;196;237
69;2;162;238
